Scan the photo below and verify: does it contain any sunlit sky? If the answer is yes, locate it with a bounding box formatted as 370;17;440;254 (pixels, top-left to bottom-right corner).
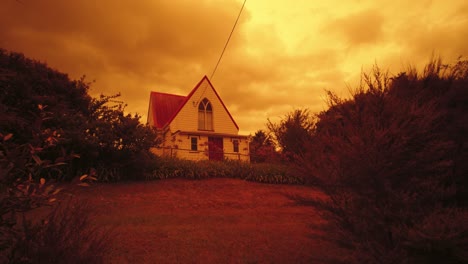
1;0;467;134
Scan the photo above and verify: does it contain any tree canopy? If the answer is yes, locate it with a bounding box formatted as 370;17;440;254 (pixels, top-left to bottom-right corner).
0;49;158;182
299;59;468;263
267;108;315;161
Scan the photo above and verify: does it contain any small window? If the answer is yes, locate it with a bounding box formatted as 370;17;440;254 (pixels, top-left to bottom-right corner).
233;139;239;153
191;137;198;151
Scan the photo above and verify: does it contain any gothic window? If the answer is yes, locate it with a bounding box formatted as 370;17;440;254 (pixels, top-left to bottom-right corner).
198;98;213;130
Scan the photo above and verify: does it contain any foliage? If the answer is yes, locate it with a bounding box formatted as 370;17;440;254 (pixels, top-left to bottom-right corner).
249;130;280;163
267;108;315;161
77;94;159;181
0;48;150;261
148;158;303;185
0;110;73;259
2;200;112;264
299;59;468;263
0;49;158;182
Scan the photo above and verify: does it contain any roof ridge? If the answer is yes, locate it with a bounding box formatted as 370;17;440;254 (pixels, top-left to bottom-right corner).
150;91;186;97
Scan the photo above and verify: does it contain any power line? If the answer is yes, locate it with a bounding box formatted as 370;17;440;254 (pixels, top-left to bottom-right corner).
210;0;247;80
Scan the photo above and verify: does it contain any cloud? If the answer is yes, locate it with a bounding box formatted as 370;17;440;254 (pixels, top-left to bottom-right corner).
0;0;251;119
1;0;467;135
322;8;385;47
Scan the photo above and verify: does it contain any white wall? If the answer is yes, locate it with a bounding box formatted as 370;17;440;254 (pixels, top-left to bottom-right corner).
171;78;239;135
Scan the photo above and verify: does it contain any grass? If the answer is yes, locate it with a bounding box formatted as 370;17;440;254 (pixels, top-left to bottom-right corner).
72;178;332;263
3;200;112;264
148;158;304;185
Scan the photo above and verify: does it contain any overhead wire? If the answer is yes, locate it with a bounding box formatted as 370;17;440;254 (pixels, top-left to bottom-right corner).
194;0;247;106
210;0;247;80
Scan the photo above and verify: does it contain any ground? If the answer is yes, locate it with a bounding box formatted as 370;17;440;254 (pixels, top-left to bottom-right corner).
73;178;332;263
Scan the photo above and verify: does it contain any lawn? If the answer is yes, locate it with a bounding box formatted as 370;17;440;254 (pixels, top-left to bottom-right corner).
71;178;331;263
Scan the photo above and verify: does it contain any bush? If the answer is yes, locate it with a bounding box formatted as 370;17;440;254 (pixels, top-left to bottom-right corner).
1;199;112;264
299;60;468;263
249;130;281;163
148;158;303;184
0;49;158;182
267;109;316;161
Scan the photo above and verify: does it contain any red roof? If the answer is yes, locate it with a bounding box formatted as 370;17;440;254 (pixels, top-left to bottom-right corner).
148;92;186;129
148;76;239;130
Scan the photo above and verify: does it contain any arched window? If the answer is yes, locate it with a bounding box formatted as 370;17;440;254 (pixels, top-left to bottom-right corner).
198;98;213;130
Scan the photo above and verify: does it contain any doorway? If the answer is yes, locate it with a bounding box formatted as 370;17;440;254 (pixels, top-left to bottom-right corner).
208;137;223;161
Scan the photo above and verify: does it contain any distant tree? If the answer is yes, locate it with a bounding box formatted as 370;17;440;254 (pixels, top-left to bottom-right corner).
267;109;315;161
251;130;273;147
249;129;278;163
299;60;468;263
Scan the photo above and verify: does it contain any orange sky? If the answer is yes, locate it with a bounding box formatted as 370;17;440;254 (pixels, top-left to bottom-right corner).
1;0;467;134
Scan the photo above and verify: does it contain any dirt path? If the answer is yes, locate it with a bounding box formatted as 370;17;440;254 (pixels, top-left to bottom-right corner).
76;178;329;263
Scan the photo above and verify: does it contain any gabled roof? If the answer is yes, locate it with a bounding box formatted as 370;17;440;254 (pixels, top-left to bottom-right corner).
148;92;186;129
148;75;239;130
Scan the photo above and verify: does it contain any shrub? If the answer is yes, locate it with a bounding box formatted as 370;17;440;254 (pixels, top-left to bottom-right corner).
299;60;468;263
1;117;72;258
2;199;112;264
249;130;281;163
148;157;303;184
267;109;316;161
0;49;158;182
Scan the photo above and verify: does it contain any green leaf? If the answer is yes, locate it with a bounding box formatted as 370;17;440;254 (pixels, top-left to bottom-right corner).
88;176;98;181
52;188;62;195
32;154;42;165
79;174;88;181
44;184;55;194
3;133;13;141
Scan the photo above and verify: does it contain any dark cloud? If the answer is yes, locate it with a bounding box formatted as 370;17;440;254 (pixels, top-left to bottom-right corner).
0;0;250;123
1;0;466;134
323;9;385;47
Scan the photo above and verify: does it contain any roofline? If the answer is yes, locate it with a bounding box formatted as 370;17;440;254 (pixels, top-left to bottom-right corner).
174;130;249;139
164;75;240;130
204;76;240;130
148;91;186;129
150;91;186;97
146;92;153;125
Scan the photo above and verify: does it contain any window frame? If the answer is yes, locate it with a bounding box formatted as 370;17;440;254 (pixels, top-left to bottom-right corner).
233;139;239;153
190;137;198;151
198;98;213;131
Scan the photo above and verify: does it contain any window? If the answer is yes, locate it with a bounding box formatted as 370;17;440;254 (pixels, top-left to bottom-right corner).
191;137;198;151
198;98;213;130
233;139;239;153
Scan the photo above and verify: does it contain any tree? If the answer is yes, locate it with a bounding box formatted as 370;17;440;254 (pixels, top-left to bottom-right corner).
249;130;278;163
0;49;154;261
0;49;91;181
0;49;158;182
299;60;468;263
267;108;315;161
79;94;158;181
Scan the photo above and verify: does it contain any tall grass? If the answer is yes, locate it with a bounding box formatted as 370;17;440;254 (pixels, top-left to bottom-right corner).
148;158;303;185
2;200;113;264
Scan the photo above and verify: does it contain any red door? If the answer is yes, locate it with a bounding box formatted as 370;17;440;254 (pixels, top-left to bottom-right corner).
208;137;223;161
